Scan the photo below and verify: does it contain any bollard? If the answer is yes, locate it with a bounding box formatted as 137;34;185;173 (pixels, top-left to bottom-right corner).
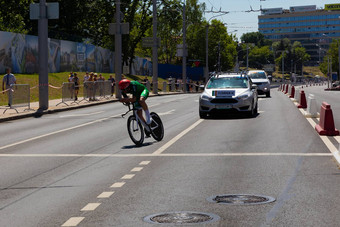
305;94;319;118
289;86;295;98
298;90;307;108
293;87;300;103
315;102;339;136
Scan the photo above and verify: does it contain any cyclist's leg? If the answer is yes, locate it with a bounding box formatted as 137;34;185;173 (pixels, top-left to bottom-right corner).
139;89;151;124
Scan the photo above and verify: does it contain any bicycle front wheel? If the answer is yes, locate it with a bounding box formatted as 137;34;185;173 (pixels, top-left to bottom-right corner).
127;115;144;146
150;112;164;141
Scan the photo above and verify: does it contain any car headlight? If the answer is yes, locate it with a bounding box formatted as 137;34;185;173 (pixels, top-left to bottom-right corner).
237;93;251;100
201;94;213;101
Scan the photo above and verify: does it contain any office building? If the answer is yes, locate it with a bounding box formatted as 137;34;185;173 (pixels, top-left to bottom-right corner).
258;4;340;65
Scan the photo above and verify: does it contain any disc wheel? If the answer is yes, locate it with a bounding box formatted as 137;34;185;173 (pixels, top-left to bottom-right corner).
150;112;164;141
127;115;144;146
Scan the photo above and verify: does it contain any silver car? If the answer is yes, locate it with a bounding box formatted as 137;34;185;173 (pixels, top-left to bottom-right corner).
247;70;271;97
199;73;258;118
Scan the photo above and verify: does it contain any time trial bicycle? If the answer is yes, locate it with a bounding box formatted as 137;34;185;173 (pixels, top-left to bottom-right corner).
122;102;164;146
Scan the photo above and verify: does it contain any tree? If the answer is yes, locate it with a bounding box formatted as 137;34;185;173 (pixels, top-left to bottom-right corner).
248;46;272;69
0;0;34;34
241;32;271;47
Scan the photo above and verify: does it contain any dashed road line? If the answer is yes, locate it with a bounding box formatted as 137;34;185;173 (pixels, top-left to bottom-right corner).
110;182;126;188
81;203;101;211
97;192;115;199
131;167;143;172
61;217;85;227
139;161;151;165
121;174;135;179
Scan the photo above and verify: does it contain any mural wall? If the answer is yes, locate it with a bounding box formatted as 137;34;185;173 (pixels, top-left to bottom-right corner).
0;31;152;76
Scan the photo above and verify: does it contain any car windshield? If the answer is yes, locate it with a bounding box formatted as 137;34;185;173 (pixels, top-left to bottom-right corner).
248;72;267;79
206;77;248;89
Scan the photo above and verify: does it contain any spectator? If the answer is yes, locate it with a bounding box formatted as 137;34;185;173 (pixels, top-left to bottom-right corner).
2;68;16;106
108;75;115;96
68;72;74;82
83;71;90;82
97;73;105;96
88;72;95;101
73;73;80;101
93;73;98;81
97;73;105;81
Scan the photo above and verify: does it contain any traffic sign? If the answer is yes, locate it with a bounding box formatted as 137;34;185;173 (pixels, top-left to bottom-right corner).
142;37;161;48
30;3;59;20
108;23;129;35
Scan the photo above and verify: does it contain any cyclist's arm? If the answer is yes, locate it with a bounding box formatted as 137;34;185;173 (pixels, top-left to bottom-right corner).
120;92;137;103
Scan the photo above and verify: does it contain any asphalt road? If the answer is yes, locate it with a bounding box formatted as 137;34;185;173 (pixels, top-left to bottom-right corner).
0;91;339;227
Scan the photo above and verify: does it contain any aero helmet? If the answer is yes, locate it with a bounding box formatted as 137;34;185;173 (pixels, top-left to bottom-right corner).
118;79;131;90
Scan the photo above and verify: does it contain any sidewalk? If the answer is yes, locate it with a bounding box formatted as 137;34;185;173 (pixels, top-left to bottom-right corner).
0;92;183;122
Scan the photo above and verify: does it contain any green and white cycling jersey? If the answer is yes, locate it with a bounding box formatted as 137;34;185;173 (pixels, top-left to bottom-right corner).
122;81;149;108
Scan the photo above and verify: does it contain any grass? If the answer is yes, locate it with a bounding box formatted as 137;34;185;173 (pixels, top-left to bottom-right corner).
0;72;169;106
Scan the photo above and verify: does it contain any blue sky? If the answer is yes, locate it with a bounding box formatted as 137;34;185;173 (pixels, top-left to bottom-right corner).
199;0;340;41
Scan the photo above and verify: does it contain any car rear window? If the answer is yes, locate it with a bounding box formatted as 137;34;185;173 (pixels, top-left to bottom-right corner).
206;77;248;89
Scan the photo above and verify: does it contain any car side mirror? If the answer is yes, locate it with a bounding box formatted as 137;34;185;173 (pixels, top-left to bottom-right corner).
251;84;257;90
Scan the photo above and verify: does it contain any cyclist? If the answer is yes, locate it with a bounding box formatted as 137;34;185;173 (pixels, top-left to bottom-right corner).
118;79;152;132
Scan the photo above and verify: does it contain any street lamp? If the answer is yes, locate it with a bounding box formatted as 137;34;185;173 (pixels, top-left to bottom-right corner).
277;50;288;83
323;33;340;80
205;13;229;82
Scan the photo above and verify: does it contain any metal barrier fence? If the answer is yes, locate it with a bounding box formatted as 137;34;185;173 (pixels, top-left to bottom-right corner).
82;81;112;102
3;84;32;113
57;82;75;106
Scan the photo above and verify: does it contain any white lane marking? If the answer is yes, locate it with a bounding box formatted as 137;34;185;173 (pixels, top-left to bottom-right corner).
131;167;143;172
139;161;151;165
0;113;122;151
152;119;204;155
60;111;104;118
97;191;114;198
61;217;85;227
0;153;330;158
110;182;126;188
158;109;175;116
121;174;135;179
81;203;101;211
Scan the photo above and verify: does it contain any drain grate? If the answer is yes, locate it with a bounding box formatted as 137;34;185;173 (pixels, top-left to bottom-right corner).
144;211;220;225
207;194;275;205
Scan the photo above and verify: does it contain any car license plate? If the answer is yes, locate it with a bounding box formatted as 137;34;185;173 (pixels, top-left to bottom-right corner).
214;90;235;97
216;105;232;109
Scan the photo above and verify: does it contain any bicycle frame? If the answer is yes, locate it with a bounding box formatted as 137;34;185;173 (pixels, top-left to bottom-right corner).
122;103;159;133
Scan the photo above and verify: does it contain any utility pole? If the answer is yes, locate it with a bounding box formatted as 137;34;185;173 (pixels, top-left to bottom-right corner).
152;0;158;94
182;3;187;93
115;0;122;99
38;0;48;110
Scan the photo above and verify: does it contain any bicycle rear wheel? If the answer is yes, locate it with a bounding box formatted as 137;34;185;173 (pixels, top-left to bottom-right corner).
127;115;144;146
150;112;164;141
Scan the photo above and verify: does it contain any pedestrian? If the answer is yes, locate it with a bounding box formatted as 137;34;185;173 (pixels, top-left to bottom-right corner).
73;73;80;101
97;73;105;97
108;75;115;96
88;72;95;101
68;72;74;82
2;68;16;106
83;71;90;82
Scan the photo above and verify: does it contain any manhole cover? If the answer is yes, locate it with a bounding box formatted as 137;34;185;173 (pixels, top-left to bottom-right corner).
144;211;220;225
207;194;275;205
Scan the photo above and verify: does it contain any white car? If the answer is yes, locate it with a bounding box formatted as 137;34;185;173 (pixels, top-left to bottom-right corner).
199;73;258;118
247;70;271;97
